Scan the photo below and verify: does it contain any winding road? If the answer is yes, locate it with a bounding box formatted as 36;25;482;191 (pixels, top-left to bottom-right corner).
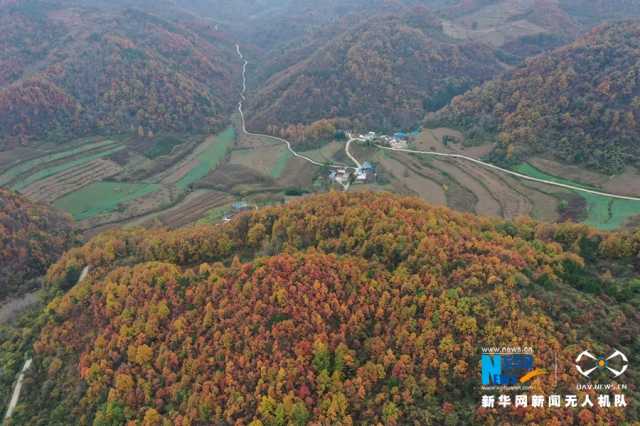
3;267;89;421
235;45;355;174
345;138;361;169
376;145;640;202
235;43;640;202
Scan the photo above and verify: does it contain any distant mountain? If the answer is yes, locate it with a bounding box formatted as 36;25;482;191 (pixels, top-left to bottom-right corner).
16;192;640;424
429;20;640;174
559;0;640;26
246;9;506;137
0;188;76;301
0;2;239;147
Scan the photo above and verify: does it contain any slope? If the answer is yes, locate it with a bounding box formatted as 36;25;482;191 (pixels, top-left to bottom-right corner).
9;192;640;424
429;20;640;174
0;188;76;301
246;8;506;139
0;1;239;147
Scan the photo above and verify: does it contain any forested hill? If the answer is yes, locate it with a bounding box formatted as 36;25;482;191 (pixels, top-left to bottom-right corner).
13;192;640;424
429;20;640;174
0;1;239;147
246;9;505;138
0;188;76;301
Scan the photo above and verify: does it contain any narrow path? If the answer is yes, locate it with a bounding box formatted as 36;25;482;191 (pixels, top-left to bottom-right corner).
377;145;640;202
4;359;32;420
3;266;90;422
234;44;355;186
345;138;361;169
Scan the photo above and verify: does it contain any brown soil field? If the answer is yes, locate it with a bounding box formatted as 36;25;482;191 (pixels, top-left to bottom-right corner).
137;190;233;228
452;160;532;219
23;159;122;203
499;174;560;222
299;142;345;164
275;156;317;188
431;158;502;217
530;157;609;186
532;157;640;198
78;185;179;230
387;152;477;214
414;128;495;158
201;163;275;192
602;167;640;197
378;154;447;206
228;145;287;177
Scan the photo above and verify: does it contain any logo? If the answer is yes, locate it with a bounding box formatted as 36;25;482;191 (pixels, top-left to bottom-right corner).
481;352;545;385
575;350;628;378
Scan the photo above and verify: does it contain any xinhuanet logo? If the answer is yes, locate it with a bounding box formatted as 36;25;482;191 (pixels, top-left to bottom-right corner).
481;347;545;386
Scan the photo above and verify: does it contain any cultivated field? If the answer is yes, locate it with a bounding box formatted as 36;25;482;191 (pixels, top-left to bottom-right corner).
134;190;235;228
346;127;640;228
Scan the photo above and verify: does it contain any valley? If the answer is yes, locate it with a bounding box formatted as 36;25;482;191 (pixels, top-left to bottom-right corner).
2;1;640;425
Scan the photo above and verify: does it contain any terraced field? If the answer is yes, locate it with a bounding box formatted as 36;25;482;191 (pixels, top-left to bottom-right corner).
514;164;640;229
160;128;236;189
0;128;243;230
358;127;638;229
0;140;123;189
22;159;122;203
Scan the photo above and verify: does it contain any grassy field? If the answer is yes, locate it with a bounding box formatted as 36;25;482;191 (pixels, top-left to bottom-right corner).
54;181;161;221
271;149;292;179
176;127;235;190
514;163;640;229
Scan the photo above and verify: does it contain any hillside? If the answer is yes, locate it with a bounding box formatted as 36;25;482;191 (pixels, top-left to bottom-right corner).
9;192;640;424
0;188;76;301
0;2;239;147
246;9;506;139
429;20;640;174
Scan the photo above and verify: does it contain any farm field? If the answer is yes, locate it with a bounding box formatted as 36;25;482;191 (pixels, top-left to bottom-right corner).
0;140;122;188
53;181;161;221
12;145;126;192
175;128;236;190
0;128;241;230
514;163;640;229
22;159;122;203
299;142;348;165
133;190;235;228
348;128;638;228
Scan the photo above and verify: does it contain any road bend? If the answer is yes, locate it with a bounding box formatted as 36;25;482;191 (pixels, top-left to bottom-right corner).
378;145;640;202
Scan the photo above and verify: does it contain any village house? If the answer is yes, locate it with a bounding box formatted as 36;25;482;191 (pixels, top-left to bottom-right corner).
355;161;376;182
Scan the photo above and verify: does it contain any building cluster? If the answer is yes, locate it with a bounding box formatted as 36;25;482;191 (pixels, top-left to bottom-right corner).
358;131;409;149
329;161;376;185
222;201;253;222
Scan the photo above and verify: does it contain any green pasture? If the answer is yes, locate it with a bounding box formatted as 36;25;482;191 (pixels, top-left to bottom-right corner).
271;148;292;179
11;145;126;191
54;181;160;221
0;140;120;186
514;163;640;230
176;127;235;189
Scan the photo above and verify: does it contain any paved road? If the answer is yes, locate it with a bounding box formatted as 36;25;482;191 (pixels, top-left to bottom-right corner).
377;145;640;202
345;138;361;169
235;45;355;180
